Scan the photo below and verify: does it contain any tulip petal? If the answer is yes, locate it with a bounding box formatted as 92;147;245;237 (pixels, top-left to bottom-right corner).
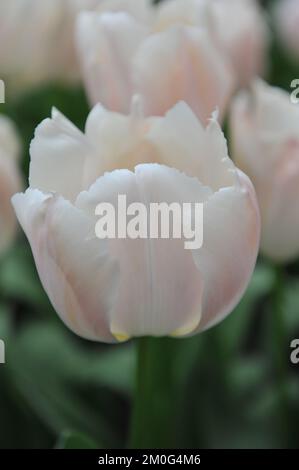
231;79;299;263
12;189;119;342
155;0;200;31
192;170;260;331
261;143;299;262
76;11;149;111
96;0;152;23
29;103;157;202
133;25;234;124
29;108;93;201
147;102;237;190
77;163;208;338
84;101;159;176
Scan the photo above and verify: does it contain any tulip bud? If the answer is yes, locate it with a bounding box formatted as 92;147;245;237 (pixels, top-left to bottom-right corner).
230;79;299;263
0;115;22;255
76;9;234;123
13;99;260;342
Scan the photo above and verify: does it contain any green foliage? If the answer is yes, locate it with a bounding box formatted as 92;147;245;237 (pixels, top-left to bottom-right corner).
55;431;99;449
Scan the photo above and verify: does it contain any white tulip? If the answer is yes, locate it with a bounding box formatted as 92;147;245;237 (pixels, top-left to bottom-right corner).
76;10;234;123
230;79;299;263
0;0;100;92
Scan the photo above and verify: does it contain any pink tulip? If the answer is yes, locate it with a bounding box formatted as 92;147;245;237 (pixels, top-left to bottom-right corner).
230;79;299;263
0;0;100;92
76;10;234;123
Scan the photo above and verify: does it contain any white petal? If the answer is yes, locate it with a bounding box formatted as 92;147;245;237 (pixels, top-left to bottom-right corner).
84;101;158;176
210;0;269;87
76;11;149;110
230;79;299;263
155;0;201;31
29;108;91;201
96;0;153;23
77;163;208;338
192;170;260;331
251;79;299;142
261;143;299;262
147;101;237;190
133;25;234;124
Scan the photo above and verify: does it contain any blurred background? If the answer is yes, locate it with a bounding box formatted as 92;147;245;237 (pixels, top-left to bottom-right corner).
0;0;299;449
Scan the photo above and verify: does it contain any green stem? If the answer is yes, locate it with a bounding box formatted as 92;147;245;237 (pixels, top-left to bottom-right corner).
129;337;177;449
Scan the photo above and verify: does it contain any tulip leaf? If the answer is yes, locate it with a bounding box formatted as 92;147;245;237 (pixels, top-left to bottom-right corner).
5;321;134;447
55;430;99;449
0;240;46;306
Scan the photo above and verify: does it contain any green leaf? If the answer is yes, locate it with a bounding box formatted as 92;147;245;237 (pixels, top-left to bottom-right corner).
282;278;299;332
0;240;45;306
0;303;12;341
8;321;135;394
5;321;134;446
55;431;99;449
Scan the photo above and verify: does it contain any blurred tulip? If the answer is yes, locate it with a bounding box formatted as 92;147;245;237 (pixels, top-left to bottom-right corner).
76;10;234;123
156;0;269;88
230;79;299;263
0;115;22;255
0;0;101;92
13;99;260;342
274;0;299;62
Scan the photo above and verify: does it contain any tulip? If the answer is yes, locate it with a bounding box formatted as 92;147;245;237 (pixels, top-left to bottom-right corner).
156;0;269;88
274;0;299;62
0;115;22;255
76;10;234;123
12;98;260;342
0;0;101;92
230;79;299;263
